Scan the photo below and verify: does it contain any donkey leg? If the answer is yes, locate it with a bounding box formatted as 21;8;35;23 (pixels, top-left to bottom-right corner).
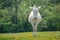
32;23;38;36
34;24;38;36
32;24;35;36
35;24;37;33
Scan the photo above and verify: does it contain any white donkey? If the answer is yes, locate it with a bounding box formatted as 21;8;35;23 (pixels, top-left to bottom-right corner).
28;6;42;36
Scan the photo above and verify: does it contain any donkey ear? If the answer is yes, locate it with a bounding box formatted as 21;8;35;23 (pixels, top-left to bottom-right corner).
30;7;33;9
38;6;41;9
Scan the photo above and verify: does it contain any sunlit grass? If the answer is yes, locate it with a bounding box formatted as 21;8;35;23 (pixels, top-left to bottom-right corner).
0;31;60;40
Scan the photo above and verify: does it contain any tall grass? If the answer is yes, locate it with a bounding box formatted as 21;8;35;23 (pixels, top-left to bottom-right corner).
0;31;60;40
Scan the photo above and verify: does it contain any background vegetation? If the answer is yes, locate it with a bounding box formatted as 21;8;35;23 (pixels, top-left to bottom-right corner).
0;0;60;33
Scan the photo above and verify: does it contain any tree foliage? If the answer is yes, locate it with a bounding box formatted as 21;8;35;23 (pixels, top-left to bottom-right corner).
0;0;60;33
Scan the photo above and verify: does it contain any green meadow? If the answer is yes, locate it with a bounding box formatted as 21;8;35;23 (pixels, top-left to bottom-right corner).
0;31;60;40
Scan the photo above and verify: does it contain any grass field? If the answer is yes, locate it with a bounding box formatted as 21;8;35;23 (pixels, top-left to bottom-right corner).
0;31;60;40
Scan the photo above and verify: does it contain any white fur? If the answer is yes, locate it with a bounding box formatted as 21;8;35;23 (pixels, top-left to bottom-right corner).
28;6;42;36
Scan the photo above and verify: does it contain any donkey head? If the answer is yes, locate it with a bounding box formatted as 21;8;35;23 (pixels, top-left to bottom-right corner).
30;6;41;11
30;6;41;15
